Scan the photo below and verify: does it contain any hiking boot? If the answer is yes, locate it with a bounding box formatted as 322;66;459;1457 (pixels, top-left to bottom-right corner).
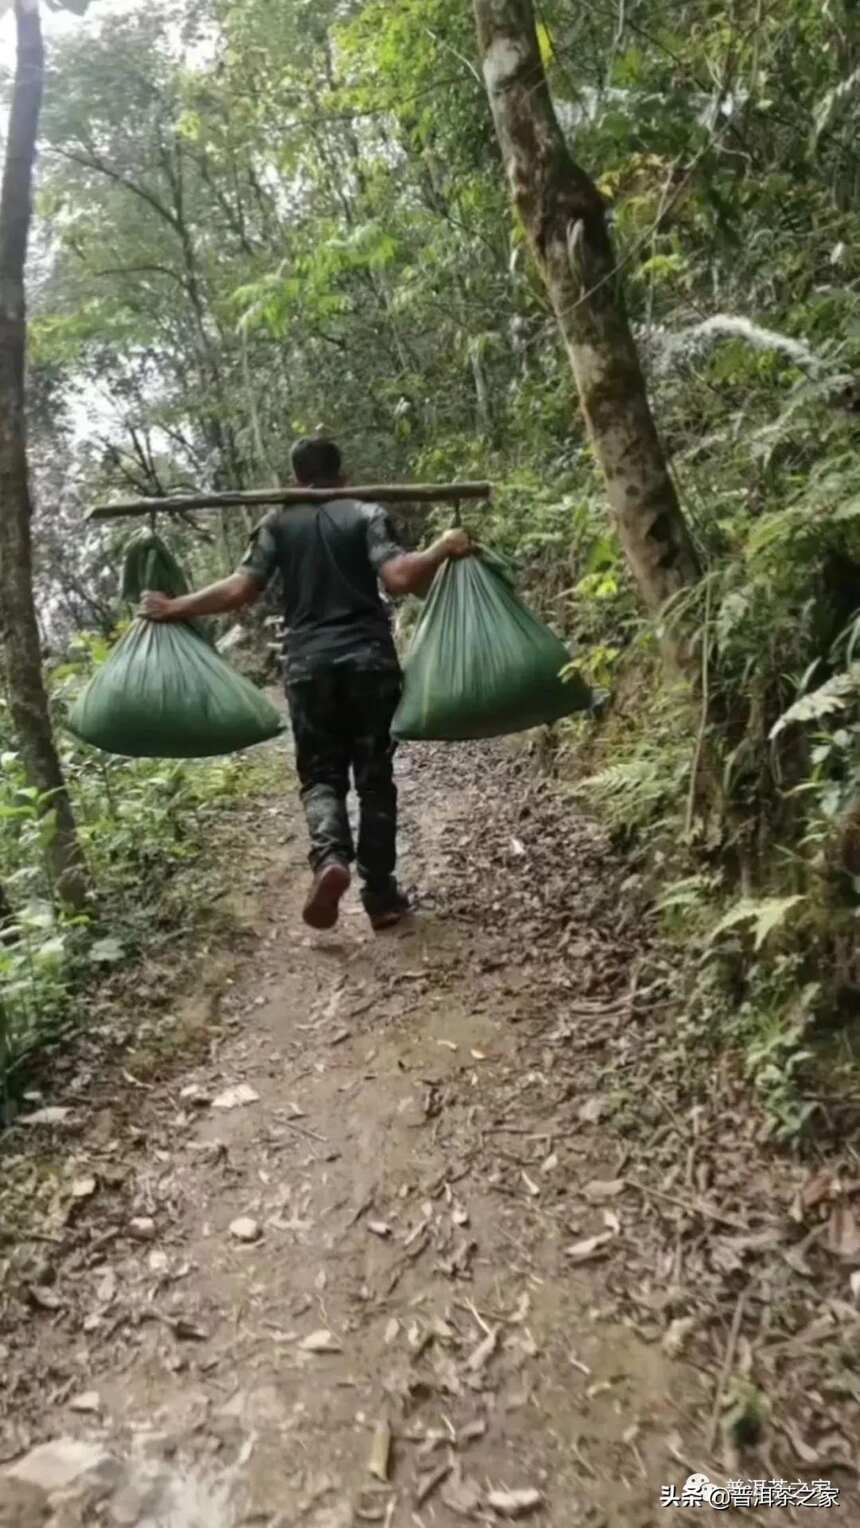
363;881;411;932
303;859;351;930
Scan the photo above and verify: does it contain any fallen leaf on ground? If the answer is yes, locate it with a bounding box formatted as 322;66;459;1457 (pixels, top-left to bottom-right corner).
780;1419;820;1466
486;1486;543;1517
229;1217;261;1243
70;1177;97;1200
179;1084;211;1106
19;1107;72;1126
404;1216;430;1249
430;1316;456;1342
443;1471;484;1516
467;1328;498;1373
212;1083;260;1110
827;1202;860;1260
802;1170;838;1211
384;1318;400;1345
354;1503;386;1523
541;1153;558;1174
417;1428;448;1457
367;1418;391;1481
415;1461;452;1506
662;1317;695;1358
171;1319;208;1341
565;1232;613;1263
322;987;343;1021
28;1287;62;1311
508;1292;531;1325
129;1217;156;1241
96;1268;117;1305
458;1419;487;1446
781;1241;814;1276
583;1178;625;1202
579;1097;608;1125
299;1329;343;1354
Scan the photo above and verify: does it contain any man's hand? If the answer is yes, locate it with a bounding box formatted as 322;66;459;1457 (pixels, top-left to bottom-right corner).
380;527;473;599
437;528;472;559
138;571;260;623
139;590;179;621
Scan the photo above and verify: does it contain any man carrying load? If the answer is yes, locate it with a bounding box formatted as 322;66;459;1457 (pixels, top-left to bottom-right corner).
140;437;471;932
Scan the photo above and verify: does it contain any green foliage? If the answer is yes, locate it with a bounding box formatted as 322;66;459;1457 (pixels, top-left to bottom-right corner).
710;895;805;952
0;643;280;1104
575;752;687;835
572;680;693;838
10;0;860;1140
726;963;822;1142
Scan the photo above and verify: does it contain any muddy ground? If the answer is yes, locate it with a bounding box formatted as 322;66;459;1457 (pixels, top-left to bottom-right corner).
1;736;859;1526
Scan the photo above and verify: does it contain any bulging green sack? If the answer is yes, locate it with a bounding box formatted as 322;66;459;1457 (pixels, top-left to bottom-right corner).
66;530;285;759
392;549;592;741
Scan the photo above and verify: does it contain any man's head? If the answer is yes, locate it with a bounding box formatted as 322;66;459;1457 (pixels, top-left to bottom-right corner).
291;436;343;487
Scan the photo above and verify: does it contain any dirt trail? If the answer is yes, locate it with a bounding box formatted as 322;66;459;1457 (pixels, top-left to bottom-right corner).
1;739;854;1526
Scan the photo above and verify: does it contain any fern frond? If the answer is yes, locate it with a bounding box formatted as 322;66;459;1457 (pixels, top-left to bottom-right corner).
770;664;860;740
710;895;805;951
813;65;860;148
575;750;689;831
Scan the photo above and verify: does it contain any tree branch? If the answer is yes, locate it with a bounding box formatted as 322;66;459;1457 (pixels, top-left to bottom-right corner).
48;144;181;232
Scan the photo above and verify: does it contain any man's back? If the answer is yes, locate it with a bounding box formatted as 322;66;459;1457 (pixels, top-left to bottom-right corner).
242;498;401;679
140;431;471;934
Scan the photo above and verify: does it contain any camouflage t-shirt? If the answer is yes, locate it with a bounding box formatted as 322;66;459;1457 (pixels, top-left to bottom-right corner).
239;498;403;680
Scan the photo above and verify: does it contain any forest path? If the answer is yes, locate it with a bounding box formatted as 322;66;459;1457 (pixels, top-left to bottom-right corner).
0;738;828;1526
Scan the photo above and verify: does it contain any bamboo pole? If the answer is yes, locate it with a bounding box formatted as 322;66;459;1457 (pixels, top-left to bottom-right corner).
87;481;492;522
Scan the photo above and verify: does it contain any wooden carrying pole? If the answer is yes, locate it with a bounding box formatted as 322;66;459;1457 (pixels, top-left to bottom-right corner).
87;481;492;522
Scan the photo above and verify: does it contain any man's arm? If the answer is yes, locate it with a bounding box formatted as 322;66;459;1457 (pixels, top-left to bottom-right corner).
380;528;472;598
141;512;278;621
139;570;263;622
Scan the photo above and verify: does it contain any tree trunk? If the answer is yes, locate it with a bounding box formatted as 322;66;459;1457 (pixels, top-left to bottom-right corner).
472;0;700;615
0;0;86;908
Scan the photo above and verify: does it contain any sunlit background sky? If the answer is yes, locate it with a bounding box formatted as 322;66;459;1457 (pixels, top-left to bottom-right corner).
1;1;177;444
0;0;143;69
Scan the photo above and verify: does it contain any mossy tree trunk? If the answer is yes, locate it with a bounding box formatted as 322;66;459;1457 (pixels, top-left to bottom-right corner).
0;0;86;908
473;0;700;616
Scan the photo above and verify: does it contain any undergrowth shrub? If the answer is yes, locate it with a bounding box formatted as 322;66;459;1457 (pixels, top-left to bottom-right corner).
0;638;283;1107
556;446;860;1141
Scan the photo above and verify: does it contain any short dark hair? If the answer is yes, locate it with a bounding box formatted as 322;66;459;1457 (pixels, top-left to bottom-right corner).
291;436;342;485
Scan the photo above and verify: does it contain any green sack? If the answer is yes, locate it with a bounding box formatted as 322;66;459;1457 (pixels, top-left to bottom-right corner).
392;549;592;741
121;529;189;603
66;530;285;759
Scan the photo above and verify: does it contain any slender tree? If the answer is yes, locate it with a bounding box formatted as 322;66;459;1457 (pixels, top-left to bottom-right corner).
0;0;86;906
472;0;700;616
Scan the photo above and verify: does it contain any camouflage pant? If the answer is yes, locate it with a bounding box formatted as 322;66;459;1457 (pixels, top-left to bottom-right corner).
285;669;402;890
